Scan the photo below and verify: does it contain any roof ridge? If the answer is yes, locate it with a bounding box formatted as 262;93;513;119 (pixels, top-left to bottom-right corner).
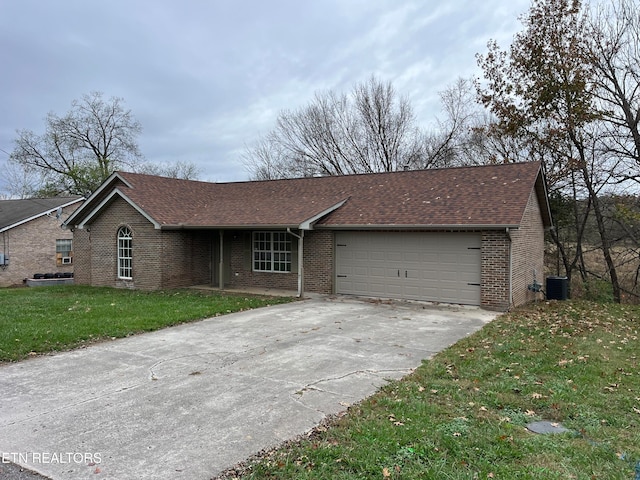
118;161;541;187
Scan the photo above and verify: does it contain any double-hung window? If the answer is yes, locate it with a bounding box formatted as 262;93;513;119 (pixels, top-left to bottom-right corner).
117;226;133;279
253;232;291;272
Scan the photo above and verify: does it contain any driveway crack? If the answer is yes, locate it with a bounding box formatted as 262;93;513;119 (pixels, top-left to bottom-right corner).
0;383;143;427
288;368;414;415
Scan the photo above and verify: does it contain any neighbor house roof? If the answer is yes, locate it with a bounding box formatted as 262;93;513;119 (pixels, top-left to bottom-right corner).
0;197;84;233
65;162;552;231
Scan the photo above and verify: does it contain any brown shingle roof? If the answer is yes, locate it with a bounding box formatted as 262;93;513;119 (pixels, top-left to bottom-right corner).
69;162;550;230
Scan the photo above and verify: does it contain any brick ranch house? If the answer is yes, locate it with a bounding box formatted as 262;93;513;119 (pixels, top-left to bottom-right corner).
0;196;84;287
63;161;552;311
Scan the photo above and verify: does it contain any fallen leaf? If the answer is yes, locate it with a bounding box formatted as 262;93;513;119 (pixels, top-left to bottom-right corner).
383;467;391;478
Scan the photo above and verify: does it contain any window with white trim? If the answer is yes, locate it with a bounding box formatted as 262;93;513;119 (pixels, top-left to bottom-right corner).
56;239;73;265
117;226;133;279
253;231;291;272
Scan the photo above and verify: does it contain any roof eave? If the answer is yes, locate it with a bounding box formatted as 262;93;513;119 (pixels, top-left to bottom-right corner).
159;224;301;230
535;168;553;228
1;197;85;233
315;224;521;230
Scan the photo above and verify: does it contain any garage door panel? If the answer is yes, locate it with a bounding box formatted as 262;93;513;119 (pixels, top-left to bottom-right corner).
460;271;480;282
336;232;481;305
354;251;369;261
386;251;403;262
403;251;422;262
367;266;386;277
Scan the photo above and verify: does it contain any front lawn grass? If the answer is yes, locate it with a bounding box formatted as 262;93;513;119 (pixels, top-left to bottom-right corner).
0;285;293;363
223;300;640;479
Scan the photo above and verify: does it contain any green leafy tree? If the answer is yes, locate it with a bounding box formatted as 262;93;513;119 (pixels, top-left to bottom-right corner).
9;92;144;197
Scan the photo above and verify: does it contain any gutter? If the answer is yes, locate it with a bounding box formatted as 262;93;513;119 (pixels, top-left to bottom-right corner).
315;224;521;230
160;224;301;231
3;197;85;234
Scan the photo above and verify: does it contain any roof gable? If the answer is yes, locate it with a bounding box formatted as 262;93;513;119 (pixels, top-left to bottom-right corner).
65;162;551;231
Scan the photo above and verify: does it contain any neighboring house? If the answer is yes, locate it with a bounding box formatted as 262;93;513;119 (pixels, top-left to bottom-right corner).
63;162;552;311
0;197;84;287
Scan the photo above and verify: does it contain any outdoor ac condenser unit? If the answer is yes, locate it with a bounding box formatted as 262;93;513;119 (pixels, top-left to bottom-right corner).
62;257;72;265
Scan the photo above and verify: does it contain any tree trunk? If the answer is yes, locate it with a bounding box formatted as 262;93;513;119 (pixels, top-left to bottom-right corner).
579;165;621;302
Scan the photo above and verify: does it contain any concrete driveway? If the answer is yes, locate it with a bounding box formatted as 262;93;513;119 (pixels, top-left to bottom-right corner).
0;295;497;480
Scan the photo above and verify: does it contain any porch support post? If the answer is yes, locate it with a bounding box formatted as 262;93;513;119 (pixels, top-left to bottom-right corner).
298;230;304;298
219;230;224;290
287;228;304;298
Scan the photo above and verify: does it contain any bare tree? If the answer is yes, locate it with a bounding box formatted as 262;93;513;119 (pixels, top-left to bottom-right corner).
477;0;625;302
9;92;144;196
421;78;481;167
587;0;640;184
243;76;423;179
139;160;201;180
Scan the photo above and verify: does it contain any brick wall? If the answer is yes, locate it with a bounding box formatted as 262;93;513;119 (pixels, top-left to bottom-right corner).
226;230;298;291
481;231;510;311
74;198;213;290
0;203;79;287
73;228;91;285
510;190;545;306
221;229;333;294
480;190;546;311
75;197;162;289
160;230;211;289
303;230;334;294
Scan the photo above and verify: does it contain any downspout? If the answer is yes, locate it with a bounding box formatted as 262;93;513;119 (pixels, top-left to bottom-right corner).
1;231;8;270
287;228;304;298
506;227;513;308
219;230;224;290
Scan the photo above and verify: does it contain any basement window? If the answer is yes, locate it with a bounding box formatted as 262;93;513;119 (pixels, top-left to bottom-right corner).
253;231;291;273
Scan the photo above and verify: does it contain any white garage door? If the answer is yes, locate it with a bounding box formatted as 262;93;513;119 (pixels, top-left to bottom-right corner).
335;232;481;305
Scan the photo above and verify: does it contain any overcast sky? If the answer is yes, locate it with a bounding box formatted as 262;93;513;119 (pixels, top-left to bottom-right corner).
0;0;530;190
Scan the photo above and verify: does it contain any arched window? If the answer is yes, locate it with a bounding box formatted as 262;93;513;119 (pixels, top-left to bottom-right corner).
117;226;133;279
